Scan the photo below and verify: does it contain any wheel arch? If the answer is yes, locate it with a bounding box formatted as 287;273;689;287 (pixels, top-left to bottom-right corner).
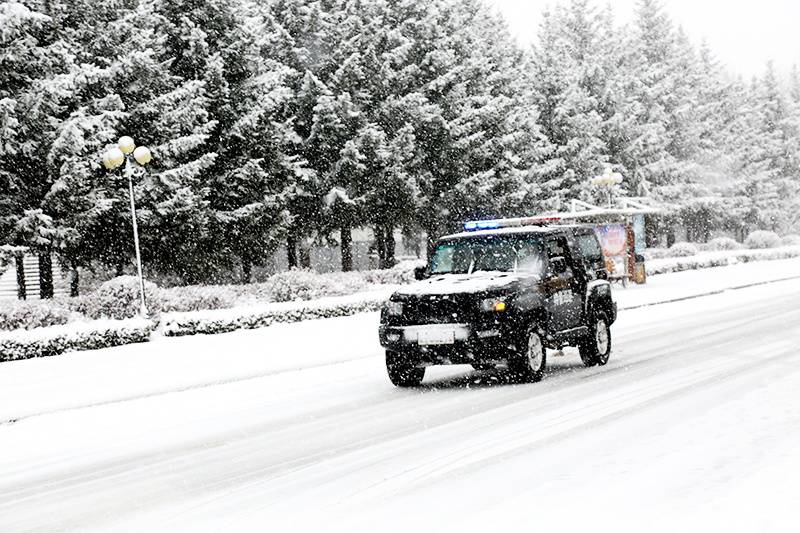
585;281;615;324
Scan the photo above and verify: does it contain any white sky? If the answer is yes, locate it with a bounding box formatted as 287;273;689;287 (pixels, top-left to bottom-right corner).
486;0;800;78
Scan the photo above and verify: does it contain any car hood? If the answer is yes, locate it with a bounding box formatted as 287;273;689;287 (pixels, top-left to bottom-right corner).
395;271;525;297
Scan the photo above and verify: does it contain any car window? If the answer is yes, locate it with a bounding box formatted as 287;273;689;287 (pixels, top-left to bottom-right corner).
517;242;546;276
575;232;604;263
546;239;566;258
430;236;544;275
545;236;571;276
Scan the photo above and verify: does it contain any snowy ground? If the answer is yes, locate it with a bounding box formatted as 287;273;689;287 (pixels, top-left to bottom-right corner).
1;258;800;532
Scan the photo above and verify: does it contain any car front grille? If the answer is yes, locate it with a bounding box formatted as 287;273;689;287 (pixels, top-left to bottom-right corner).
401;296;470;325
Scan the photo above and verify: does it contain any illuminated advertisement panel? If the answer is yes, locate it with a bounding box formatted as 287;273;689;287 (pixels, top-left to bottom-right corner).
594;223;630;276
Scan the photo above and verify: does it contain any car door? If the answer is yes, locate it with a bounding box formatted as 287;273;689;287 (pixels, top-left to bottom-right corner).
573;229;607;281
544;235;583;331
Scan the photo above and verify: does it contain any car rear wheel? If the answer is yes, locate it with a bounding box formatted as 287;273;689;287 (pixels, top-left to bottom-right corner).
509;327;546;383
386;350;425;387
579;312;611;367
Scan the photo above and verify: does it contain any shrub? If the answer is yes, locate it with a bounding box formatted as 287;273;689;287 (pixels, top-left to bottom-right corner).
744;230;781;249
75;276;161;319
668;242;699;257
158;285;238;313
255;269;369;303
707;237;742;251
781;234;800;246
0;300;74;331
361;260;424;285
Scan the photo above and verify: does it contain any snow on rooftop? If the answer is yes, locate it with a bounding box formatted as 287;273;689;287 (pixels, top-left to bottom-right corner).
441;224;559;240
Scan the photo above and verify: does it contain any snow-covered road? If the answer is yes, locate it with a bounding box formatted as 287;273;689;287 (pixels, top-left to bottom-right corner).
2;259;800;532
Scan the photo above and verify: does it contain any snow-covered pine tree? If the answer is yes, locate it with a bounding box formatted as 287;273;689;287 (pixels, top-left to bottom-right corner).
264;0;344;269
31;0;224;285
371;0;545;254
624;0;678;200
445;2;546;221
0;2;68;254
204;1;303;282
529;0;611;208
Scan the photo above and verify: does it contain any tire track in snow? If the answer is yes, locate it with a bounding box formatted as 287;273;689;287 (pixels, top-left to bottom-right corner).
1;280;799;532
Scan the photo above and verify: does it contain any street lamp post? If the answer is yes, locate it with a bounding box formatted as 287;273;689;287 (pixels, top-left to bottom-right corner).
591;167;624;208
102;136;153;317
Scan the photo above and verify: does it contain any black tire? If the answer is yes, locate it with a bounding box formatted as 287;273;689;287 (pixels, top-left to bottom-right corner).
386;350;425;387
509;327;546;383
579;311;612;367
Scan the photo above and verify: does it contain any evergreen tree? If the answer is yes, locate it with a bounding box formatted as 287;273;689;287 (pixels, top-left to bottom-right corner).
0;2;68;252
530;0;612;208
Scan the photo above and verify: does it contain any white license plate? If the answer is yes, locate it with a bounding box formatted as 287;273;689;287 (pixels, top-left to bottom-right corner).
417;328;456;345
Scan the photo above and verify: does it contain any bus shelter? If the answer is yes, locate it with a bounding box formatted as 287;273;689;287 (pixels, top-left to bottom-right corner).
547;198;662;285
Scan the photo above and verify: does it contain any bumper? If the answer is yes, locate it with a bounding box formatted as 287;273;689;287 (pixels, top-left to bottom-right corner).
379;323;517;365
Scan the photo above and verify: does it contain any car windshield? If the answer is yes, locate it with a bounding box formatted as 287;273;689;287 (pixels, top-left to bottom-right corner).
429;235;546;276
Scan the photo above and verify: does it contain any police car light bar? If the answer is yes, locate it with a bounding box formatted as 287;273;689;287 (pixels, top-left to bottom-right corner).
463;216;561;231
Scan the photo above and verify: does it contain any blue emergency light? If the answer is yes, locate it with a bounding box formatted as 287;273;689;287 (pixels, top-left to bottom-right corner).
464;220;500;231
463;216;561;231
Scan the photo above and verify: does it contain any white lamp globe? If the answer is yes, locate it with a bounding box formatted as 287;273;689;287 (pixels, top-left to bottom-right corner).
106;147;125;169
118;136;136;154
102;151;114;169
133;146;152;165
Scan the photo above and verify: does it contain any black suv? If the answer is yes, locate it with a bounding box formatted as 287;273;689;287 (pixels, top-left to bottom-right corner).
379;223;617;386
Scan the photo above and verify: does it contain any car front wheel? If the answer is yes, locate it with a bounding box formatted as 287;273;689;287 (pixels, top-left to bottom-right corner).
510;327;546;383
386;350;425;387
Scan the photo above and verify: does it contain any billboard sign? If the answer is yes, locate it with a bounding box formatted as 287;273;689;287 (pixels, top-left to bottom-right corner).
594;223;628;257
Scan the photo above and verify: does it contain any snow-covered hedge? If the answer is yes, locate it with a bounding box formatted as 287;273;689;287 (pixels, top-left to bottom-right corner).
647;246;800;276
156;262;422;312
744;230;781;249
0;319;155;362
0;300;74;331
161;290;394;337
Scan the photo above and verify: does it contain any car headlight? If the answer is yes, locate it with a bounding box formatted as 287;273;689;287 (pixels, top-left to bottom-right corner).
480;297;507;312
386;301;403;316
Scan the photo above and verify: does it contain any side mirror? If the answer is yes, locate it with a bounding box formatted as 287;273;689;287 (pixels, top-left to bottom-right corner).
550;257;568;275
413;265;428;280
